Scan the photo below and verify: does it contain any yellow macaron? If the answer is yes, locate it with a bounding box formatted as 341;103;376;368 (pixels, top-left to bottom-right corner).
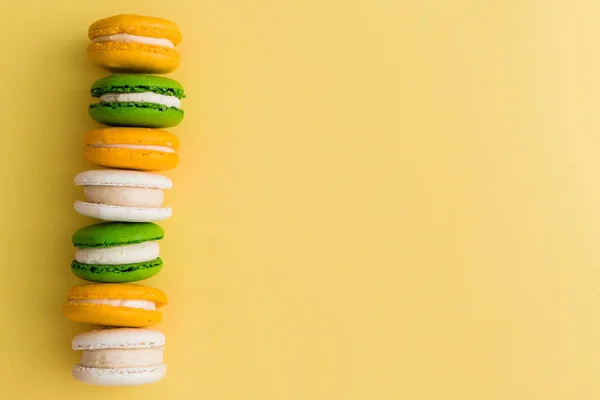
63;283;168;328
84;127;180;171
87;14;182;73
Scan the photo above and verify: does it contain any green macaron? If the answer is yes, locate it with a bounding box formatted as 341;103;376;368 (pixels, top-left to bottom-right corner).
88;74;185;128
71;222;165;283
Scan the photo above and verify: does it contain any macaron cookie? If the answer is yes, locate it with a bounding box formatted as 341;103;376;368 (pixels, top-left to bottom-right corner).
74;169;172;222
63;283;167;327
72;328;166;386
71;222;164;283
84;127;180;171
87;14;182;73
89;74;185;128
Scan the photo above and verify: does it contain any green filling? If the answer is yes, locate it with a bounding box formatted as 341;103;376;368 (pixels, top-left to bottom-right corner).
89;102;184;114
71;258;163;273
91;85;186;99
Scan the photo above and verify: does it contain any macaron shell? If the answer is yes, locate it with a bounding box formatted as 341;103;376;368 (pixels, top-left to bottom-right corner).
83;127;180;150
72;365;166;386
71;258;163;283
74;169;173;189
74;201;172;222
85;127;180;149
91;74;184;97
89;103;183;128
67;283;167;306
63;303;162;327
85;147;179;171
87;42;179;74
73;222;164;248
88;14;182;44
72;328;165;350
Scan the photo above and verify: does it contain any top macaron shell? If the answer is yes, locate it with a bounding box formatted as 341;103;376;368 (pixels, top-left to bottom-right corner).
72;222;165;248
87;14;182;74
74;169;173;189
89;74;185;128
72;328;165;350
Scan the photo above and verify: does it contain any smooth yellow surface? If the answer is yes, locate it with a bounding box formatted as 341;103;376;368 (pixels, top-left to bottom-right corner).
0;0;598;398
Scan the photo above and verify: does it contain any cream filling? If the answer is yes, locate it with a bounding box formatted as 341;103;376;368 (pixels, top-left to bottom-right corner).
75;242;159;265
88;143;175;153
92;33;175;48
84;186;164;208
81;348;163;368
70;299;156;311
99;92;180;108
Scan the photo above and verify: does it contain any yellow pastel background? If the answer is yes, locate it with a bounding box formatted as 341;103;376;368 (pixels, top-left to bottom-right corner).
0;0;598;398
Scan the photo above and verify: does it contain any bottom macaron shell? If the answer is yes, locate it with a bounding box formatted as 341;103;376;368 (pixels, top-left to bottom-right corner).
87;42;180;74
71;259;163;283
72;364;166;386
85;147;179;171
74;201;172;223
89;103;183;128
63;303;162;327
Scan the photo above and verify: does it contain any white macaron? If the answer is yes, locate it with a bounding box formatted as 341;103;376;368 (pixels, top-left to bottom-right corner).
72;328;166;386
74;169;173;222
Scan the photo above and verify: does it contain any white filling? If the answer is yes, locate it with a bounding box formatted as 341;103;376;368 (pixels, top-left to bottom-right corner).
81;348;163;368
84;186;164;208
75;242;159;265
99;92;180;108
70;299;156;311
89;143;176;153
92;33;175;48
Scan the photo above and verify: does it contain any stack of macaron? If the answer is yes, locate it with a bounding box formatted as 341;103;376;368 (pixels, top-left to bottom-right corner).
63;14;184;387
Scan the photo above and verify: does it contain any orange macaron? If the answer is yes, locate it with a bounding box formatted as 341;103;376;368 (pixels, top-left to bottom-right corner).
84;127;180;171
63;283;168;328
87;14;182;73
